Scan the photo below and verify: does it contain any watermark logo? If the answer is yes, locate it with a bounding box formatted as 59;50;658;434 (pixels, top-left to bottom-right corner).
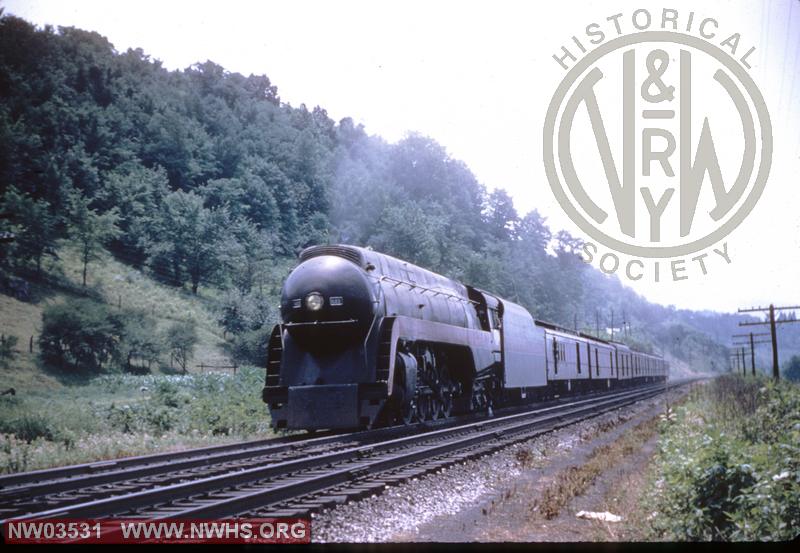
544;8;772;281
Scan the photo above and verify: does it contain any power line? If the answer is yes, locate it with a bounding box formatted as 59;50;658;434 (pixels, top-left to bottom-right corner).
737;303;800;380
729;346;748;376
731;332;770;338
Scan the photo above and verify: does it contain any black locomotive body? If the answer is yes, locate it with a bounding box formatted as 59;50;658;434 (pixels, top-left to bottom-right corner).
262;245;668;430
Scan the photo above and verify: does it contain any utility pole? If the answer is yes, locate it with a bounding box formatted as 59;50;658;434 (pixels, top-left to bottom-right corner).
731;347;746;376
732;332;772;376
738;304;800;380
769;305;777;378
740;348;746;376
610;308;615;341
595;309;600;338
732;332;770;376
622;309;628;339
730;351;742;373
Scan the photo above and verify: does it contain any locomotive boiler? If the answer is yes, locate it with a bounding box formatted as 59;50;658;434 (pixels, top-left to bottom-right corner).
262;245;667;430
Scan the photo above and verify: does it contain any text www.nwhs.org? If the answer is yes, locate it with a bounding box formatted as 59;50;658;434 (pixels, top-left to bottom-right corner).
3;518;310;544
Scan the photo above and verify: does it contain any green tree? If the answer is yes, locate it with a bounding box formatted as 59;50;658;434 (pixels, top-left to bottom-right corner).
0;11;738;374
68;189;120;286
371;203;447;270
166;320;198;373
39;298;125;372
146;190;228;294
98;162;169;266
0;187;58;276
484;189;519;241
217;218;273;293
218;288;273;336
120;309;163;373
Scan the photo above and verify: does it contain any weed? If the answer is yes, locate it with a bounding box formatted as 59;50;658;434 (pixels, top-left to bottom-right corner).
531;417;660;520
0;366;274;473
514;448;536;468
643;376;800;541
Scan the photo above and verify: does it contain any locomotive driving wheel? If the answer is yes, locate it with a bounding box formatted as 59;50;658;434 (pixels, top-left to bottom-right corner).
400;398;418;425
413;392;429;421
470;386;485;411
434;386;453;419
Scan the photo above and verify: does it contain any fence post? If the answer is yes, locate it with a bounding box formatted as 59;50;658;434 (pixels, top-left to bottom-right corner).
29;335;34;353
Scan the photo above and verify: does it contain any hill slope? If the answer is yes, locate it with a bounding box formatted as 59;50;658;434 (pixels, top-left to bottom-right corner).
0;243;233;392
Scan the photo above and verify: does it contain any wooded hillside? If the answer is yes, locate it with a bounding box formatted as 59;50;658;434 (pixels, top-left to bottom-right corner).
0;14;739;373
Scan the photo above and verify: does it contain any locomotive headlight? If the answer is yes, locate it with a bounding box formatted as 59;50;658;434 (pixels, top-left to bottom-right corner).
305;292;324;311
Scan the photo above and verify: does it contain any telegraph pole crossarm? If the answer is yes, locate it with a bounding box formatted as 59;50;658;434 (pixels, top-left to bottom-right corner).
737;319;799;326
736;303;800;380
738;305;800;313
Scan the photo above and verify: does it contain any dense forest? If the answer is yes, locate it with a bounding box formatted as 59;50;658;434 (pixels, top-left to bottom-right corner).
0;13;765;374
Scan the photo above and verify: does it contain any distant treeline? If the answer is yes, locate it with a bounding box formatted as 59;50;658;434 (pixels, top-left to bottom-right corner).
0;13;734;370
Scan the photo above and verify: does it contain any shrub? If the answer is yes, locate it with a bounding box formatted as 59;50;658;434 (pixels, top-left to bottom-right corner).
165;320;198;373
39;298;126;372
119;309;163;373
0;368;272;474
229;328;269;366
783;355;800;382
647;376;800;541
0;334;19;368
0;413;59;442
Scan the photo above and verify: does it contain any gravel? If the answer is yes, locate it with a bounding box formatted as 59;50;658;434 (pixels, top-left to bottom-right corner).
311;396;667;543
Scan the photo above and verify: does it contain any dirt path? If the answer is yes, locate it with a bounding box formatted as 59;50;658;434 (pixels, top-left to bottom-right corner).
409;397;667;541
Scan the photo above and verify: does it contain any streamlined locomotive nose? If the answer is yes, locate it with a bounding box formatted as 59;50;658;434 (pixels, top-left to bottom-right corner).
280;255;376;351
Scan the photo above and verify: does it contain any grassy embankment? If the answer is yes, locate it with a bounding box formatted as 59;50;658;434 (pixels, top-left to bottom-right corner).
635;375;800;541
0;245;277;474
517;376;798;542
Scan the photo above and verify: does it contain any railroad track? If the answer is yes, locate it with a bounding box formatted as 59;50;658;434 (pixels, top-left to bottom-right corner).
0;385;653;513
0;422;425;519
0;381;684;522
0;399;556;517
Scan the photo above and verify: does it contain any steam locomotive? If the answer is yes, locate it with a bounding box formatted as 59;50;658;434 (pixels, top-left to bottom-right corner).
262;245;668;430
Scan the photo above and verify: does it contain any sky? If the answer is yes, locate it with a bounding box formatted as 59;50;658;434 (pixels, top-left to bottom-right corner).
3;0;800;314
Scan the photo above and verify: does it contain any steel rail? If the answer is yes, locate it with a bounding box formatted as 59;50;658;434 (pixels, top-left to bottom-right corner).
0;426;386;503
171;385;669;518
0;382;670;502
1;382;680;522
0;433;309;489
0;394;574;504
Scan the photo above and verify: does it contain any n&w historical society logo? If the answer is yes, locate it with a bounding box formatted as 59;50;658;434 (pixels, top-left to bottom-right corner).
543;8;772;282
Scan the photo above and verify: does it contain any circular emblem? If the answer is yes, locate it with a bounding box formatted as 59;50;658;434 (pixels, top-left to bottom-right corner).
544;31;772;258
